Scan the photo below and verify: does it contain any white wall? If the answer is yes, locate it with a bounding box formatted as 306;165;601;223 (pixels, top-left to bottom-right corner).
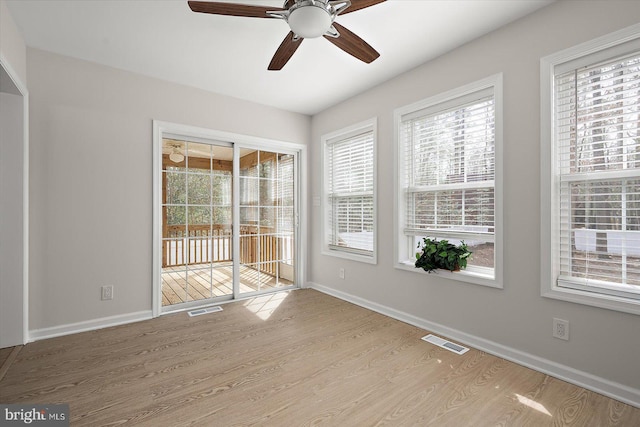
0;0;27;347
27;48;310;332
0;91;24;347
0;0;26;84
309;0;640;399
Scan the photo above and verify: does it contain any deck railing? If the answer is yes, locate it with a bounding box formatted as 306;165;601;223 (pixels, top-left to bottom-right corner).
163;225;231;267
163;225;293;277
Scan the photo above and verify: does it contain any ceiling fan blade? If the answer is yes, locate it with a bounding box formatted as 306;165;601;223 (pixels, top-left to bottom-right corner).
268;32;303;70
188;1;284;18
340;0;386;14
324;22;379;64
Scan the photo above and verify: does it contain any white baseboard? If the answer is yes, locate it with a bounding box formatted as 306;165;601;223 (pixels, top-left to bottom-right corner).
308;281;640;409
29;310;153;342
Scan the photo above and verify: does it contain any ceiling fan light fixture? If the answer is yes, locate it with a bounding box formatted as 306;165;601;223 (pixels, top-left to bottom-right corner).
288;4;332;38
169;148;185;163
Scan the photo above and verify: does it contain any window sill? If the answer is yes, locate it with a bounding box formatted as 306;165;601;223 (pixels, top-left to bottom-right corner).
542;283;640;316
396;260;502;289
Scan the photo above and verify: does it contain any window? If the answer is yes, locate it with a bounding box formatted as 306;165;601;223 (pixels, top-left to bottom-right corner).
541;24;640;314
395;74;503;287
322;119;377;263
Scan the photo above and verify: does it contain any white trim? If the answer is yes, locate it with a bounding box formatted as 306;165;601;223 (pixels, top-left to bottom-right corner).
0;53;29;345
544;23;640;74
321;117;378;265
308;282;640;409
394;74;500;120
540;23;640;315
152;120;307;314
152;121;162;317
394;73;503;288
29;311;153;342
396;261;501;289
153;121;306;154
232;141;240;297
297;145;308;286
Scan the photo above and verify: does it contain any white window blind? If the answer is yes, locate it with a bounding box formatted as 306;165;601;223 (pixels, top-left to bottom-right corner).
401;94;496;256
326;130;374;256
555;52;640;296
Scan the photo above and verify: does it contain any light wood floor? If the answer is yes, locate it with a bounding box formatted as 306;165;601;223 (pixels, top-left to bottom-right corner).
1;289;638;426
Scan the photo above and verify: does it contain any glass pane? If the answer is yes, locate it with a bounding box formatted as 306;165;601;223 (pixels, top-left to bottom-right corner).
212;265;233;296
240;262;293;291
407;97;495;186
466;240;494;269
240;148;258;177
240;177;259;206
186;268;212;301
279;233;295;265
211;227;232;262
166;206;186;230
163;139;186;169
187;173;211;205
162;268;187;305
239;264;260;293
213;173;232;205
259;151;276;179
213;207;232;227
330;196;374;251
564;179;640;286
278;207;294;233
187;236;212;265
240;229;258;262
407;189;494;231
212;145;233;173
277;154;294;207
260;178;275;206
240;206;258;226
165;172;186;205
186;142;211;173
187;206;211;228
259;207;276;229
162;238;186;267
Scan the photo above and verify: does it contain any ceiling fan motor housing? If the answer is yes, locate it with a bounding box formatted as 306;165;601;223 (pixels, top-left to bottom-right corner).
283;0;351;39
288;2;332;38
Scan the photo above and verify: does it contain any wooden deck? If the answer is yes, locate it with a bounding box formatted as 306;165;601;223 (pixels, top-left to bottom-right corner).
162;263;293;306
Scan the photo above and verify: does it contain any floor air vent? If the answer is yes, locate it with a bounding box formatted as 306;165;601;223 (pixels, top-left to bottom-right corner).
188;306;223;317
421;334;469;355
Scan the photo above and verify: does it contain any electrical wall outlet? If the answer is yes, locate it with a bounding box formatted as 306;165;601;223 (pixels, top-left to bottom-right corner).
101;285;114;301
553;318;569;341
339;268;345;279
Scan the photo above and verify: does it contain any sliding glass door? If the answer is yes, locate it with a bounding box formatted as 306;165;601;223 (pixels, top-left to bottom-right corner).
238;149;295;296
157;133;298;313
161;139;234;306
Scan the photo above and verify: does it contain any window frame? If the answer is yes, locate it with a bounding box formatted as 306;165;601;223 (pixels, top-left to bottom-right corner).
540;23;640;315
321;118;378;264
394;74;503;288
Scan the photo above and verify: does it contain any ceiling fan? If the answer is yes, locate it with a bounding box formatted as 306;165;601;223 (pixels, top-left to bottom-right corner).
188;0;386;70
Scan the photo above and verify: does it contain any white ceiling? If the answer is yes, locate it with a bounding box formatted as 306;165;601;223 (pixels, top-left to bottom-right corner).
6;0;553;115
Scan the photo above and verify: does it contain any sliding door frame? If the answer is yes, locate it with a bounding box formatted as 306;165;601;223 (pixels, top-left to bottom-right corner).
152;120;306;317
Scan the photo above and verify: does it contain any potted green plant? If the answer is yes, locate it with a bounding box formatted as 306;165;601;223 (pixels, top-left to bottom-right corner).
415;237;472;273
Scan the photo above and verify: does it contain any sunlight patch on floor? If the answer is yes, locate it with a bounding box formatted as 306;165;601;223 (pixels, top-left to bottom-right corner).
515;394;552;416
243;291;289;320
